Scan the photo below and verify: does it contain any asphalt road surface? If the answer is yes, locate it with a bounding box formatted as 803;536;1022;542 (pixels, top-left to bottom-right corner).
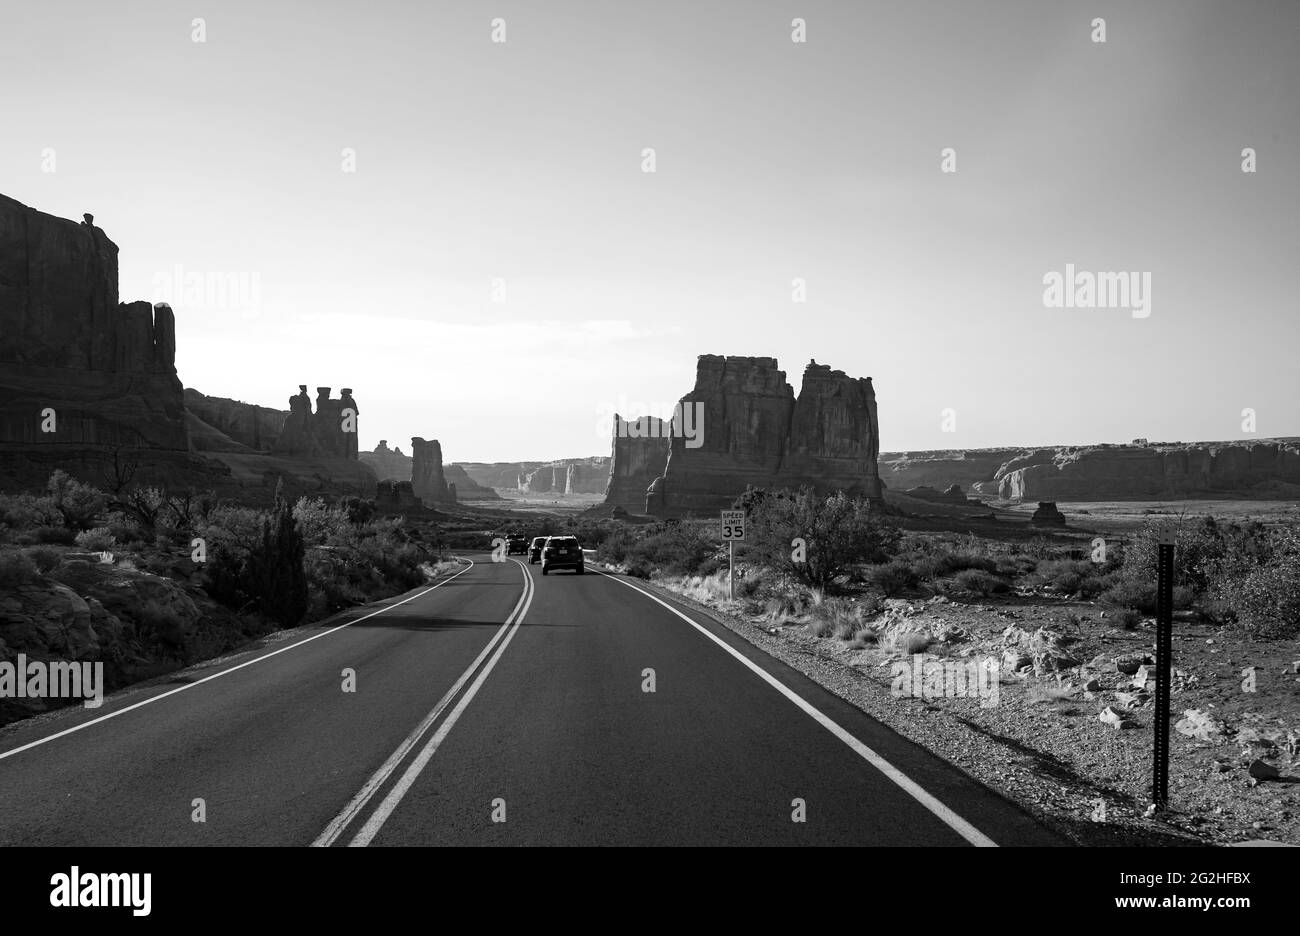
0;554;1065;846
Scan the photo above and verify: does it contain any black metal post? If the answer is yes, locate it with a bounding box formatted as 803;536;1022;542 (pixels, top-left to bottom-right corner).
1152;540;1175;810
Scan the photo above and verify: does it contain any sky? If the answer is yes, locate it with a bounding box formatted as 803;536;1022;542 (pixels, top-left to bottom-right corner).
2;0;1296;462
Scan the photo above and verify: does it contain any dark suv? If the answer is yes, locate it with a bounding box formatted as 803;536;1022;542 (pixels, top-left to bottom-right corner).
506;534;529;556
528;537;546;564
541;536;584;575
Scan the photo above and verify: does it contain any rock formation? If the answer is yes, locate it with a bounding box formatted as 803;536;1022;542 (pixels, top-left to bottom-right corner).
441;464;502;500
641;356;883;518
454;458;613;495
879;448;1023;493
601;416;670;512
1030;502;1067;526
411;437;455;505
184;388;287;452
0;195;187;452
520;457;611;494
376;479;420;511
271;385;359;459
881;440;1300;503
990;442;1300;501
360;440;412;482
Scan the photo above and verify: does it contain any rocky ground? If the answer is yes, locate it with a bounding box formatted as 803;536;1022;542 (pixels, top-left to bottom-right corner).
631;569;1300;847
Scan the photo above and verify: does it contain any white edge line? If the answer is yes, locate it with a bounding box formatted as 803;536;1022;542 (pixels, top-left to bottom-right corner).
0;560;479;763
592;568;999;848
311;560;531;847
347;561;535;847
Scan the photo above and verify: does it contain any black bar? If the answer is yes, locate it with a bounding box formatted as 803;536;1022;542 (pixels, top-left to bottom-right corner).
1152;542;1175;809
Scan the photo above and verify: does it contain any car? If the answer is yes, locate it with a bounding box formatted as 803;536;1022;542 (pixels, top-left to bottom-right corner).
528;536;546;564
506;534;528;556
541;535;584;575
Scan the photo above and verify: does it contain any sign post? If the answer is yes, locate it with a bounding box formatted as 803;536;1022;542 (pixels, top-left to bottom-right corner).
720;510;745;601
1152;524;1176;812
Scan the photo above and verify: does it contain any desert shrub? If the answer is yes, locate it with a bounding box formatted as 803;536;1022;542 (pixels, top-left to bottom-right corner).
114;486;168;533
23;545;62;573
33;525;77;545
293;496;351;546
597;529;635;565
202;492;308;628
806;617;834;638
952;568;1010;596
0;550;40;586
75;527;117;551
1210;526;1300;639
863;558;917;597
891;631;932;655
743;487;900;588
603;522;718;577
133;598;192;653
1029;558;1111;598
1123;516;1269;595
0;492;59;530
46;470;107;531
1117;608;1143;630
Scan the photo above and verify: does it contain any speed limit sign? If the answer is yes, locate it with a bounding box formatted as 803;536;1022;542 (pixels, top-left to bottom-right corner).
721;510;745;541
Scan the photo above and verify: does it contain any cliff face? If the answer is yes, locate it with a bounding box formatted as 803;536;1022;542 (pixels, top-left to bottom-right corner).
993;441;1300;500
359;440;412;482
411;437;455;505
603;415;669;512
520;457;611;494
0;195;187;451
442;464;502;500
879;448;1023;492
183;388;287;452
642;356;882;517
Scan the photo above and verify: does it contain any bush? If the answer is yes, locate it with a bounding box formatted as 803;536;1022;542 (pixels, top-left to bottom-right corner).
75;527;117;551
203;489;308;628
23;546;62;574
46;470;107;531
952;568;1010;597
1211;527;1300;639
1117;608;1143;630
0;492;59;530
863;558;917;597
0;549;40;585
33;525;76;545
600;522;718;578
744;487;901;588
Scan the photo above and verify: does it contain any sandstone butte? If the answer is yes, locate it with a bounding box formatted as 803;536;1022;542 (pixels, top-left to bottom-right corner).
600;355;883;518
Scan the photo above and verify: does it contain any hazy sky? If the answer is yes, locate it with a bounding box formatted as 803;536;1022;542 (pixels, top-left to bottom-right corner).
3;0;1296;461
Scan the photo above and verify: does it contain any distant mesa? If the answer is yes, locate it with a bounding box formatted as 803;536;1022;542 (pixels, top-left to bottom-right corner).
883;440;1300;503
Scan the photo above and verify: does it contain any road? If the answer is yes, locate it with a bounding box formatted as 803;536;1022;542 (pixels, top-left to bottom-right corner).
0;554;1064;846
